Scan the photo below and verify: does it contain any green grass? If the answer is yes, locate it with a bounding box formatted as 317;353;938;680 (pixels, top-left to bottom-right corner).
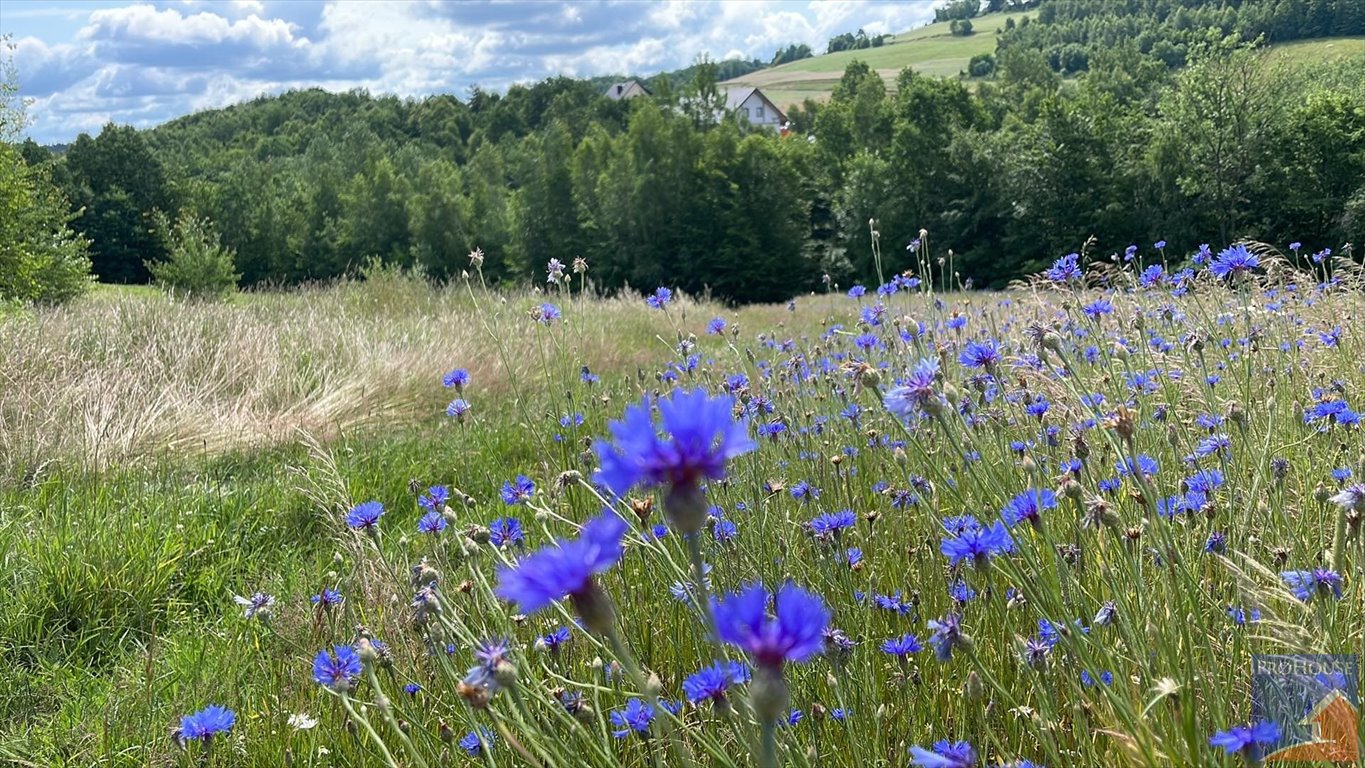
721;12;1029;108
1266;36;1365;65
2;260;1363;766
724;15;1365;112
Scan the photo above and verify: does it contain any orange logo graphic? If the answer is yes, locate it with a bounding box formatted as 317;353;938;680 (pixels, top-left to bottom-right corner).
1266;690;1360;763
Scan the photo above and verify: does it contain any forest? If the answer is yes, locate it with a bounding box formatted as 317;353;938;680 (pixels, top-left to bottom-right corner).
6;0;1365;304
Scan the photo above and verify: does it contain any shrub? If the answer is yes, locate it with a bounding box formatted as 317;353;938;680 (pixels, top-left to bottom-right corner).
0;142;93;305
146;211;240;299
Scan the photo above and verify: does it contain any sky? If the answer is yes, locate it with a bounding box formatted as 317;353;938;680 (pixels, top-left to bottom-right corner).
2;0;940;144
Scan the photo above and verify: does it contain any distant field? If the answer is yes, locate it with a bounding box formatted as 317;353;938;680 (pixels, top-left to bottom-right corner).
721;12;1027;110
724;15;1365;112
1266;35;1365;65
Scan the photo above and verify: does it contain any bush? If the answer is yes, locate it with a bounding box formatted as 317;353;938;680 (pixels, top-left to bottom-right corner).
146;211;240;299
969;53;997;77
950;18;975;36
0;143;93;305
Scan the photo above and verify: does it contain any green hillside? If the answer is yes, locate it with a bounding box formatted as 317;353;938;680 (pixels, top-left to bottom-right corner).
724;15;1365;113
721;12;1027;110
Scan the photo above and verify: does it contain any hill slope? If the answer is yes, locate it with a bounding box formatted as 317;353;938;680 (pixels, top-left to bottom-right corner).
721;12;1028;110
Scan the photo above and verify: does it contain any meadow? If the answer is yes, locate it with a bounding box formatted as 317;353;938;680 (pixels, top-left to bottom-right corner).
1;243;1363;767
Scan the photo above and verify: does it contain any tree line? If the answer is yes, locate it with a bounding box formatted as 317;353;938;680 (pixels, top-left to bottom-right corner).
5;1;1365;305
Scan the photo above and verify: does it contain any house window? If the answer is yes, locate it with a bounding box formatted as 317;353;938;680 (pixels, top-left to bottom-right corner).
756;106;764;120
742;107;750;119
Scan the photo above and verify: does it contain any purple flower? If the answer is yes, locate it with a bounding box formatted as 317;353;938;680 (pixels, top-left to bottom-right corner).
610;698;655;737
418;510;446;534
446;398;471;418
346;501;384;529
443;368;469;389
1046;253;1082;283
489;517;524;547
493;511;628;615
1209;720;1280;759
959;339;1000;370
1000;488;1056;528
682;660;747;704
884;359;943;419
707;317;727;335
500;475;535;505
1280;569;1344;601
312;645;362;690
940;519;1013;567
179;705;236;742
712;582;829;669
909;739;976;767
880;634;923;657
646;287;673;309
537;303;562;323
594;388;755;498
459;727;495;756
1209;244;1259;279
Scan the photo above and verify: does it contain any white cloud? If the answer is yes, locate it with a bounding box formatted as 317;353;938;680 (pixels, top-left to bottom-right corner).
14;0;943;143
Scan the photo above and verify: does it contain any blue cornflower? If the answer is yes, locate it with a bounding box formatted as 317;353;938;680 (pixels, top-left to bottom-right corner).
540;626;571;653
1082;298;1114;319
1280;569;1344;601
1081;670;1113;687
647;287;673;309
594;389;755;532
1025;397;1050;418
959;339;999;370
1209;244;1259;279
179;705;236;742
1304;398;1360;427
404;682;421;696
707;317;727;335
880;634;923;657
846;547;863;569
500;475;535;505
948;579;976;603
940;519;1013;567
446;398;471;418
1203;531;1227;554
443;368;469;389
418;510;446;534
311;588;343;608
713;518;738;543
809;510;856;541
233;591;275;620
489;517;524;547
473;637;512;668
712;582;829;669
346;501;384;529
610;698;655;737
536;303;562;323
493;510;628;624
1001;488;1056;528
884;359;943;419
1046;253;1082;283
909;739;976;767
312;645;362;690
1209;720;1279;760
848;285;867;298
927;613;969;661
1329;483;1365;512
418;485;449;510
459;727;495;757
683;661;743;704
1093;602;1117;628
1116;454;1159;478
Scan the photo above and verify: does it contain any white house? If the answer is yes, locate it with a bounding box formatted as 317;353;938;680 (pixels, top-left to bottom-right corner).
723;87;787;128
605;80;651;101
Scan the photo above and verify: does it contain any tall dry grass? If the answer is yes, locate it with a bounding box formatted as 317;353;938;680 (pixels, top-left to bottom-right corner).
0;273;723;483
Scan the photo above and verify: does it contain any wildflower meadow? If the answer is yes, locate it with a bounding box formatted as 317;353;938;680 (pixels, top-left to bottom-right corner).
2;240;1363;767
